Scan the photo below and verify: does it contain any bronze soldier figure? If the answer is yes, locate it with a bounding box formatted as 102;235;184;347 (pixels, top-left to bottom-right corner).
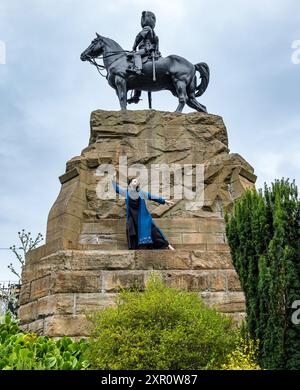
127;11;160;76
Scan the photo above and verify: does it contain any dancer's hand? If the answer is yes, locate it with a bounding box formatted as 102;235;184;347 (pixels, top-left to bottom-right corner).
165;200;174;205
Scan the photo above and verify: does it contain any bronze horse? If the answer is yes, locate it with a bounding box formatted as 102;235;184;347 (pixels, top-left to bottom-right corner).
80;34;210;113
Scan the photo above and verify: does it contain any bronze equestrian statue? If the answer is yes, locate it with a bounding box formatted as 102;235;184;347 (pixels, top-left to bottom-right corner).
80;11;210;113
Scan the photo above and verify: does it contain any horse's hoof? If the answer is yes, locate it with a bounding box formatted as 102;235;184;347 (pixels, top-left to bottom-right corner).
127;98;141;104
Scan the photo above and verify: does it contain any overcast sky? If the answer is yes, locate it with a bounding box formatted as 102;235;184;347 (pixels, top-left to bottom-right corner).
0;0;299;281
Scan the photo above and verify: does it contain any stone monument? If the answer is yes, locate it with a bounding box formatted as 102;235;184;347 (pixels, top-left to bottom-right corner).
19;109;256;337
18;12;256;337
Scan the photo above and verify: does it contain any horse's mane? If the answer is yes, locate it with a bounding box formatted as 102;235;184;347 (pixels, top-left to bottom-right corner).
101;36;124;52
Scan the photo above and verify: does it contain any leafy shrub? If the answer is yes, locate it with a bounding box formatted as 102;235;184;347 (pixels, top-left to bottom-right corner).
87;274;240;370
222;338;261;370
0;314;90;370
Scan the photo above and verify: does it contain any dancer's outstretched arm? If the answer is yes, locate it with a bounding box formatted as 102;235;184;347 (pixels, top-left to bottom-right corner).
144;191;174;205
111;173;126;197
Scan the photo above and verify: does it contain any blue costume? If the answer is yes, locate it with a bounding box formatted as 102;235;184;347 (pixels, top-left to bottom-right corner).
112;181;169;248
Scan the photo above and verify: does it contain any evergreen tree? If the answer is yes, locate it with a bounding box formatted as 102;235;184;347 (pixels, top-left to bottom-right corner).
226;179;300;369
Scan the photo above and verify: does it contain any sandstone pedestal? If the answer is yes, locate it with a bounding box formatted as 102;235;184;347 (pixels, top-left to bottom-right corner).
19;110;256;337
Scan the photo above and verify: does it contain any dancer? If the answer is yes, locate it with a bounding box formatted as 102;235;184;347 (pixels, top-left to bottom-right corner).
112;174;175;250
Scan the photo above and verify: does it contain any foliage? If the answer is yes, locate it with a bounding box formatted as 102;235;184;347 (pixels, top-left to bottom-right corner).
0;314;90;370
0;283;21;319
1;280;261;371
226;179;300;369
222;337;261;370
87;274;240;370
9;229;43;280
2;229;43;317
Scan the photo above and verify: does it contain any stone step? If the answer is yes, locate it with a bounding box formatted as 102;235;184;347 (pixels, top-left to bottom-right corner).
23;249;233;284
20;247;243;339
78;234;227;248
77;242;229;251
79;218;227;249
81;218;226;234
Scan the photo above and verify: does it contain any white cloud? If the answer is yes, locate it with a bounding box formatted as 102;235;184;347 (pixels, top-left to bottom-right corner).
253;151;300;188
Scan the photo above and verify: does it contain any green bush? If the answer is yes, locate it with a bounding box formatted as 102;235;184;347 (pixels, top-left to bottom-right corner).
0;314;90;370
222;337;261;370
87;274;240;370
226;179;300;369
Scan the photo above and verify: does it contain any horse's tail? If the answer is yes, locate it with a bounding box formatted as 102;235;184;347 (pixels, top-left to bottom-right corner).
194;62;210;97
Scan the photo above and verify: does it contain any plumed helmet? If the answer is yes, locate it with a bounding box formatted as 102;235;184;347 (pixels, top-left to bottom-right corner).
141;11;156;29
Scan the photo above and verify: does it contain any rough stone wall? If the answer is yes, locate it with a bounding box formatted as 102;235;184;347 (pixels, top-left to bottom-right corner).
20;249;245;337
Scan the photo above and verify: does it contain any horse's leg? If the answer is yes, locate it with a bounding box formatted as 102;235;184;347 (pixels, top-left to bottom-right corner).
187;97;207;113
127;90;141;104
173;80;188;113
186;98;207;113
115;76;127;110
187;77;207;113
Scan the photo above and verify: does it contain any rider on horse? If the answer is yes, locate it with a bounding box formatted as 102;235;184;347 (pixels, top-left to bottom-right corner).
127;11;160;76
127;11;161;105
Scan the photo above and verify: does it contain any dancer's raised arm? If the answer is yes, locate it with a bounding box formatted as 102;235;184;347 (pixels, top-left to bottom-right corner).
142;190;174;205
111;172;126;197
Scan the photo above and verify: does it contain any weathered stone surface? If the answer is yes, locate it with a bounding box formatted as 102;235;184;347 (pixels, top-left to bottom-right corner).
36;294;74;317
164;270;227;292
70;250;135;270
75;293;117;313
26;319;45;335
18;301;37;323
30;275;53;300
205;243;230;251
102;270;148;292
19;282;31;305
200;292;245;313
23;251;73;282
182;233;225;244
191;251;232;269
226;270;243;291
22;293;118;322
44;315;91;337
227;312;246;323
90;110;229;146
135;250;191;270
52;271;101;293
